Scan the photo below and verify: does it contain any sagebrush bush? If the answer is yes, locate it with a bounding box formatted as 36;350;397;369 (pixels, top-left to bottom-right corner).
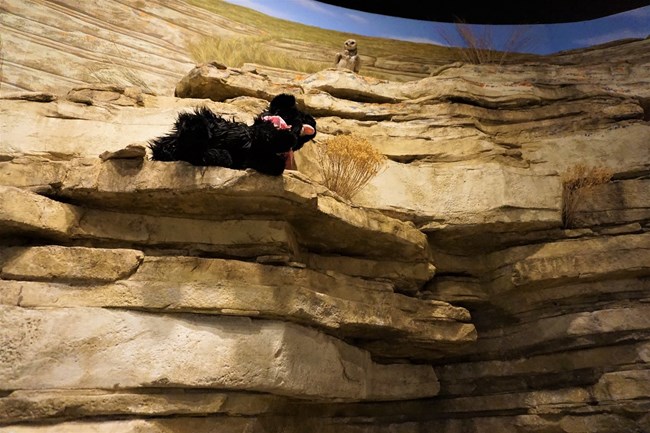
313;134;387;200
561;164;613;228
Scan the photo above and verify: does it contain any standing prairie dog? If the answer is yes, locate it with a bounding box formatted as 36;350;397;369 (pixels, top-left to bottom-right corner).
334;39;360;73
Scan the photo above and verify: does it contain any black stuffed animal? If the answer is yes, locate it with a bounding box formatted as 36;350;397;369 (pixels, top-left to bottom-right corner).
148;94;317;176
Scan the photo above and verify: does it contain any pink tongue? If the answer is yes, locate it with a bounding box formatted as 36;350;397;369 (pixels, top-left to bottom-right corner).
262;115;289;130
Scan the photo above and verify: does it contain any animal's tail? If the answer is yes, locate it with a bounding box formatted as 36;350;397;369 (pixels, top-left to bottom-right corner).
148;107;219;165
148;133;177;161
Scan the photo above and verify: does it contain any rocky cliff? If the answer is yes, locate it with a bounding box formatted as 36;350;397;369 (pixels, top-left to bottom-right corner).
1;1;650;432
5;0;639;95
0;0;452;95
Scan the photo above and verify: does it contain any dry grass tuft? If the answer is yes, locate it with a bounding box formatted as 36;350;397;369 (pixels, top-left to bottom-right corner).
85;41;155;95
439;20;533;64
561;164;613;228
187;35;328;73
184;0;473;81
313;134;387;200
86;63;154;94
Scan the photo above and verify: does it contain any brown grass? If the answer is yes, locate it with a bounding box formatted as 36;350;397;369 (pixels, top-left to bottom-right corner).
313;134;387;200
187;35;329;73
185;0;465;80
561;164;613;228
187;0;456;58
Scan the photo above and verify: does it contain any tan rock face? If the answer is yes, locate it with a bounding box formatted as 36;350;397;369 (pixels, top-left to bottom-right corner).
1;5;650;431
0;161;433;290
8;44;641;249
0;389;282;425
1;0;224;96
0;246;143;282
1;251;474;359
174;36;650;433
0;135;467;427
0;306;439;401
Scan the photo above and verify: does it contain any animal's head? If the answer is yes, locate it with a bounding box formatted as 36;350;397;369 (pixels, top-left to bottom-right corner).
250;119;297;154
344;39;357;53
263;94;317;152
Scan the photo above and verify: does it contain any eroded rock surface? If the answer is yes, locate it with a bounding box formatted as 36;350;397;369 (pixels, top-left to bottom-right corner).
1;21;649;433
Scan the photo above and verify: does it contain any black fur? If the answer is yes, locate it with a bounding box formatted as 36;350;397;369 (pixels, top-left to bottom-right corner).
260;93;317;152
148;94;317;176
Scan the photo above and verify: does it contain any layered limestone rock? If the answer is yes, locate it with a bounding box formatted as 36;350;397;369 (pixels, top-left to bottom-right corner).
0;182;473;352
149;40;650;250
1;32;649;433
0;140;472;429
1;306;440;401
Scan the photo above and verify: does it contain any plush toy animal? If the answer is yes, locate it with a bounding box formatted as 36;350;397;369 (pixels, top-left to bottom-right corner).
334;39;360;73
148;94;316;176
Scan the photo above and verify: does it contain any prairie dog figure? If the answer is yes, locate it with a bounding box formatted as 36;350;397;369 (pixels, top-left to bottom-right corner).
334;39;360;73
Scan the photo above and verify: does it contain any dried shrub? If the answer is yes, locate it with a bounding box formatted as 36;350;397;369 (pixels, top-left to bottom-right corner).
439;20;534;64
561;164;613;228
313;134;387;200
